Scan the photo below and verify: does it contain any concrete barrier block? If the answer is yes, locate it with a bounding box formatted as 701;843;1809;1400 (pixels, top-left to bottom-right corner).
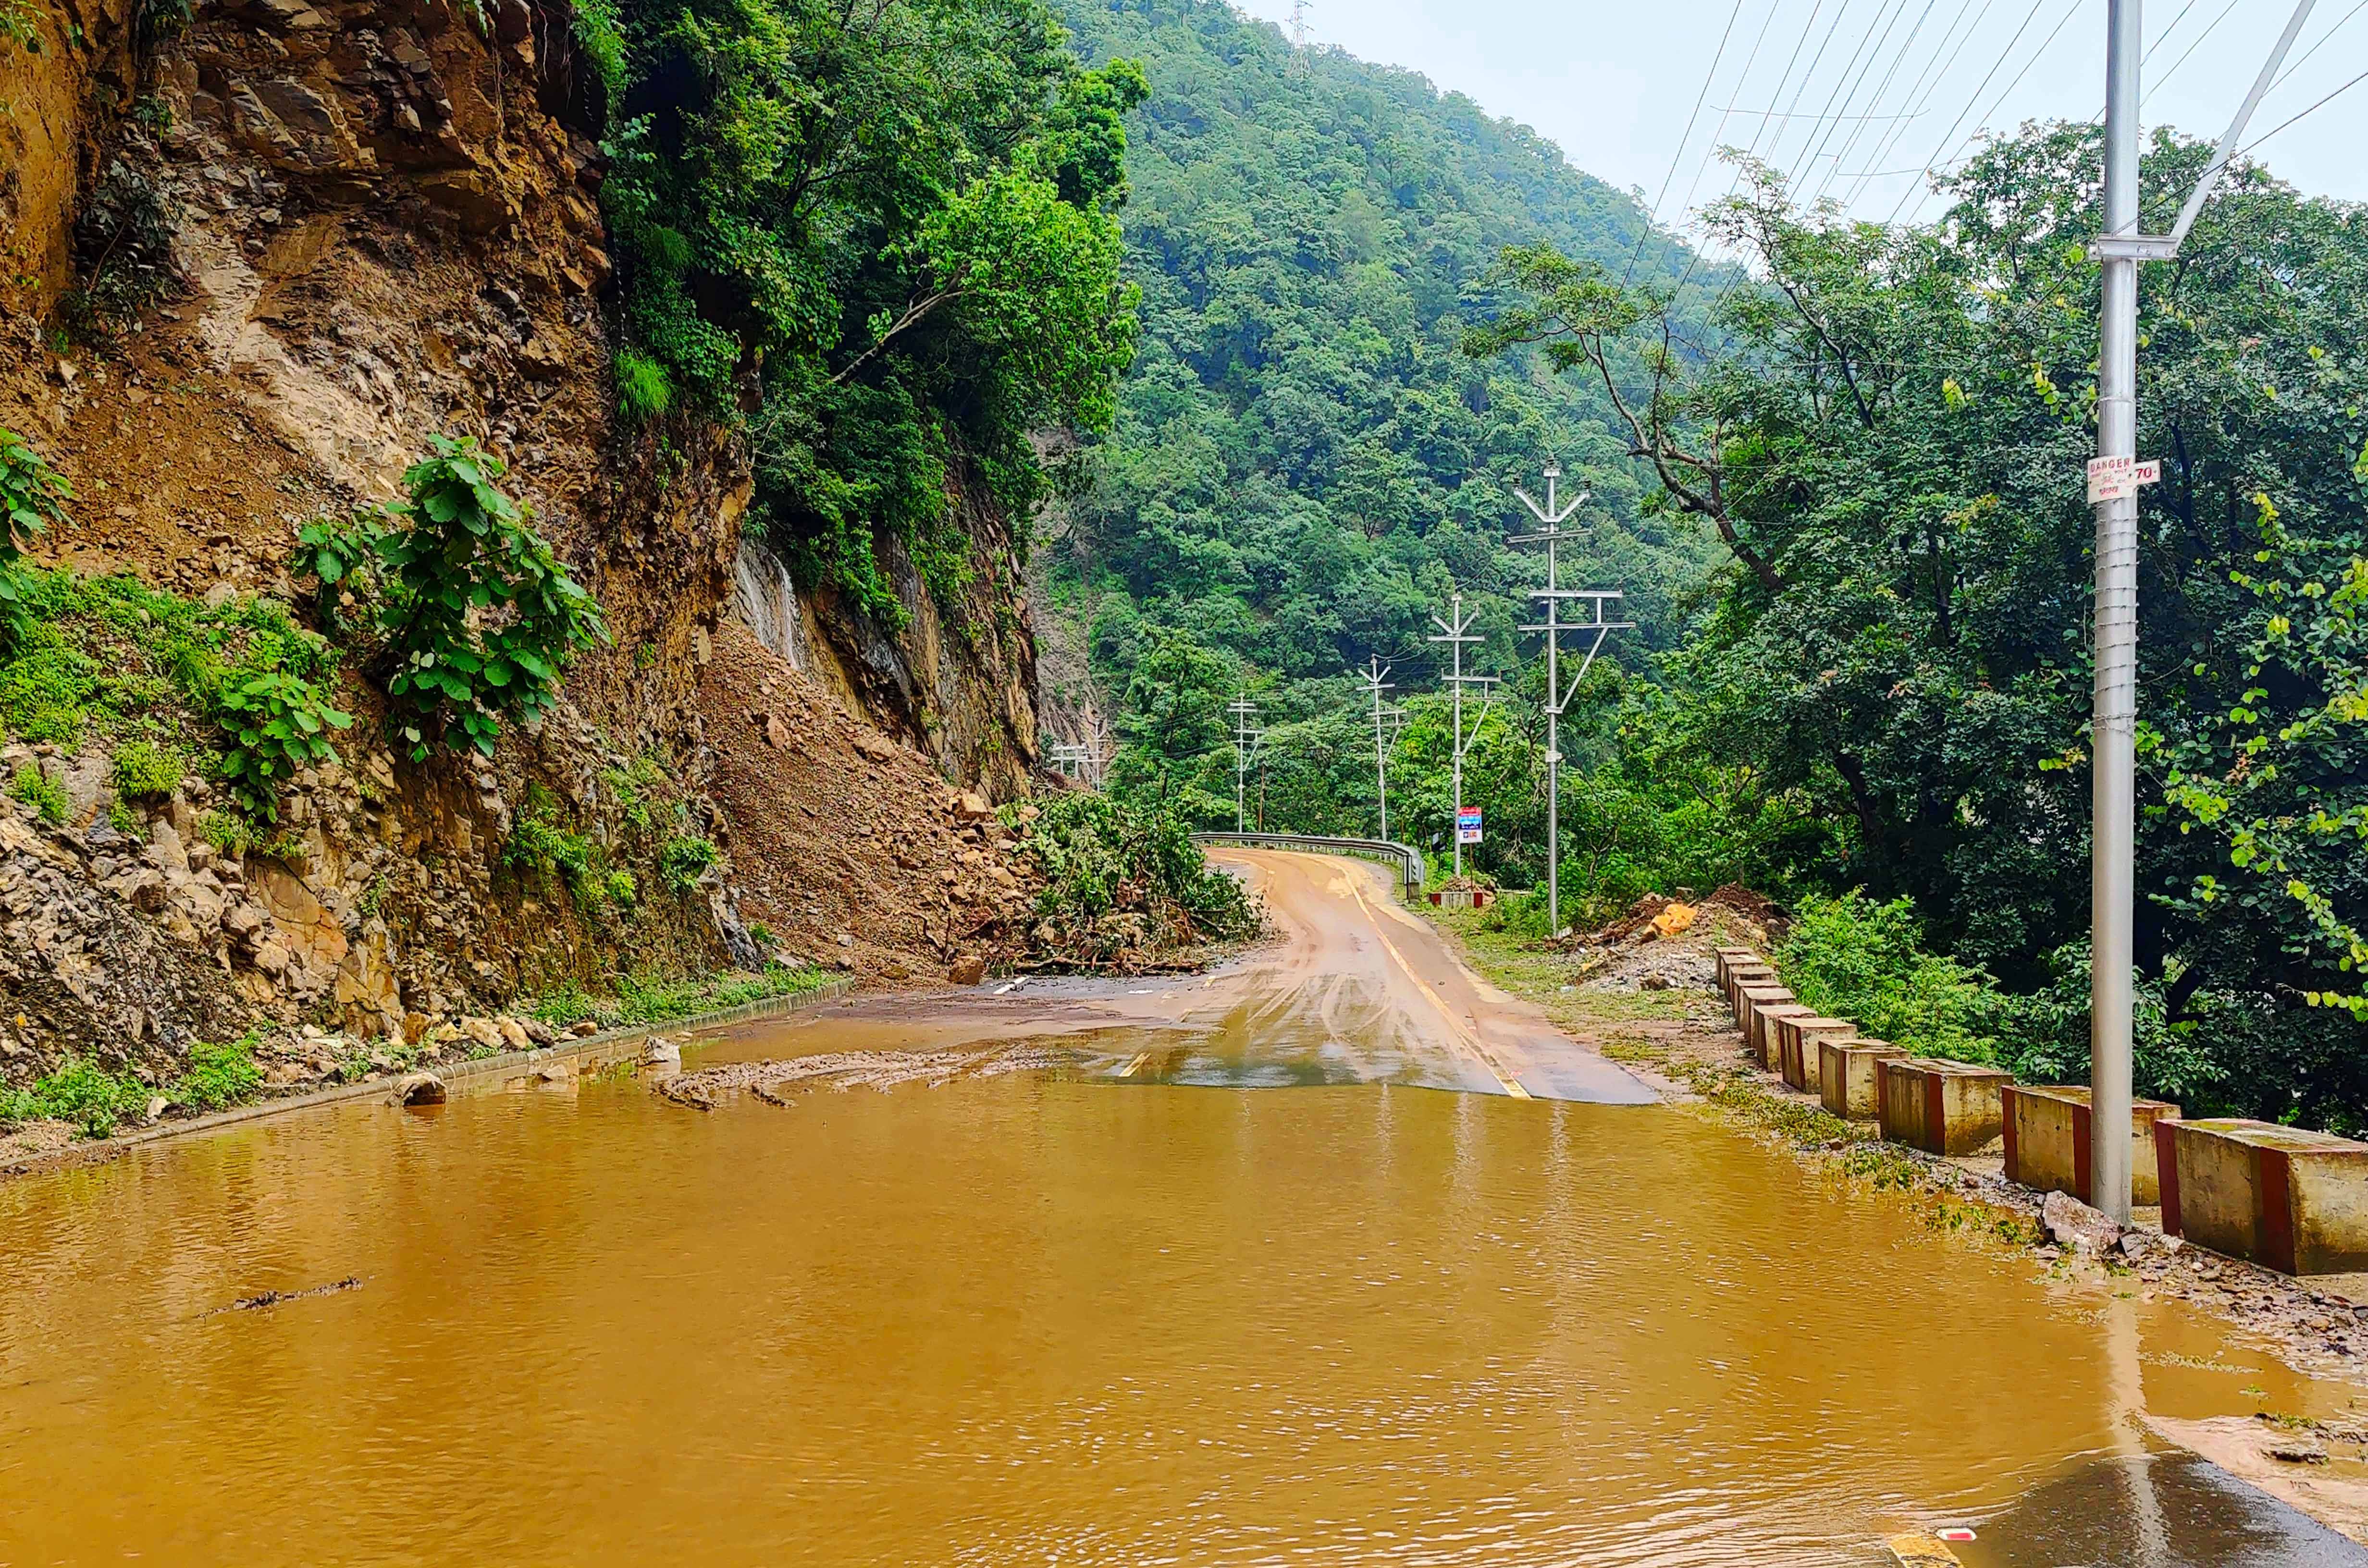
2002;1085;2179;1207
1878;1057;2012;1155
1821;1040;1905;1120
1733;982;1792;1046
1773;1015;1856;1092
2157;1118;2368;1275
1713;948;1760;992
1750;1004;1815;1069
1734;985;1798;1066
1724;964;1776;1012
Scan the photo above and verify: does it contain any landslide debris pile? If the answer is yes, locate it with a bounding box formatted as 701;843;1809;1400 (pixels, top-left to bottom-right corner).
652;1042;1074;1110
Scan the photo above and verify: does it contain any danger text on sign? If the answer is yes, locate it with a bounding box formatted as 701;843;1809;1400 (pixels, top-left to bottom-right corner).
2086;455;2161;503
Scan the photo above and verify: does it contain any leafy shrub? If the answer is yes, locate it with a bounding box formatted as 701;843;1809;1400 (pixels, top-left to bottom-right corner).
604;868;638;905
570;0;626;99
214;667;350;821
135;0;189;45
0;1033;265;1136
658;833;717;893
292;435;607;760
1019;792;1259;966
197;808;261;858
1775;892;1998;1064
20;1057;148;1137
109;738;181;798
8;762;67;823
0;634;93;741
290;507;387;635
0;0;40;47
505;785;597;893
0;568;347;820
176;1031;262;1111
63;161;181;336
0;427;72;650
746;920;775;947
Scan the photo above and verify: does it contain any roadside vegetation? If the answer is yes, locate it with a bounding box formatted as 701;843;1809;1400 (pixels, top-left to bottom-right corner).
527;963;837;1032
1013;792;1261;970
0;1031;263;1138
590;0;1142;625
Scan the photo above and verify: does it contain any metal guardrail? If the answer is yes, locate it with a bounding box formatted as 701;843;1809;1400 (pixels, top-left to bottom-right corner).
1192;832;1425;895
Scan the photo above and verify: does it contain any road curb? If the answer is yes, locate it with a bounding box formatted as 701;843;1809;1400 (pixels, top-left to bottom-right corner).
0;976;858;1183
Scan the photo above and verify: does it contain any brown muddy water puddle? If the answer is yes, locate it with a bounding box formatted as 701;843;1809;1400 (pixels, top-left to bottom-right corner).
2;1028;2365;1566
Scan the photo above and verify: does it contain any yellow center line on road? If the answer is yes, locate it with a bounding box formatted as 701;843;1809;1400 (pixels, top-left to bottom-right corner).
1343;875;1530;1101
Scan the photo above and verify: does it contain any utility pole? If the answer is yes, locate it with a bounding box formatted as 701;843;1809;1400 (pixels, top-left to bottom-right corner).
1355;657;1402;841
1510;464;1631;936
1227;694;1263;833
2083;0;2315;1223
1428;593;1498;879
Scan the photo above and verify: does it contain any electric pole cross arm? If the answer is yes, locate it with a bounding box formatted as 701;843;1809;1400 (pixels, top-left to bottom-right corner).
2088;0;2319;263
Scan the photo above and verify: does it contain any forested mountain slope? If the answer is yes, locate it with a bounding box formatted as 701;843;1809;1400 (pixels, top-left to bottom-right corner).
1038;0;1727;849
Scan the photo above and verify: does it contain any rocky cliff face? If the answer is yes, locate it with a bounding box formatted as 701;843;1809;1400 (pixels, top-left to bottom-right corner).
733;462;1043;803
0;0;1047;1093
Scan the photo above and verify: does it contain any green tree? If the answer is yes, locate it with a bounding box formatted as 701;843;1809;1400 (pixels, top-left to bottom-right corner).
597;0;1143;624
1467;127;2368;1121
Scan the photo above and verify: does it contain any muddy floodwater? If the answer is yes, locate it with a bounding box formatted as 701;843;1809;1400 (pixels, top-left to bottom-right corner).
3;854;2365;1567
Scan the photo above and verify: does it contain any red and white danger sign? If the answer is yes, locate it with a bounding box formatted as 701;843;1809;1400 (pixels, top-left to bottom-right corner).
2086;455;2162;503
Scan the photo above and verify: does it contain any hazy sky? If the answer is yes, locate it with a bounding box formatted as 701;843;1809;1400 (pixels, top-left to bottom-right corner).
1234;0;2367;242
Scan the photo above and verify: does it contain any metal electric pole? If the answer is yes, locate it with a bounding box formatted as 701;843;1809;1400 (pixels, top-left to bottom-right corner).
1511;464;1631;936
1227;694;1263;833
1428;593;1498;879
2083;0;2316;1223
1355;657;1402;841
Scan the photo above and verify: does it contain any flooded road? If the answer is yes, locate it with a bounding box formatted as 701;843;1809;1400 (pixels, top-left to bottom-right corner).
2;852;2363;1566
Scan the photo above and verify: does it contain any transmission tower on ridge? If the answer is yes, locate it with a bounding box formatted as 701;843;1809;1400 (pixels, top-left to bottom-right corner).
1288;0;1311;73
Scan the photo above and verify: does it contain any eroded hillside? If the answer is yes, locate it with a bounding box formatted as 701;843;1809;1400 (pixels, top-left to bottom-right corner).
0;0;1060;1122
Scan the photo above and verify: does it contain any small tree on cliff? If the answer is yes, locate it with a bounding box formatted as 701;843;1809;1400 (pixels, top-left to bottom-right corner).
294;435;607;761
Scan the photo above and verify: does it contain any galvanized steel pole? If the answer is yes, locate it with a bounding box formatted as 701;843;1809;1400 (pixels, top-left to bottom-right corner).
2089;0;2142;1225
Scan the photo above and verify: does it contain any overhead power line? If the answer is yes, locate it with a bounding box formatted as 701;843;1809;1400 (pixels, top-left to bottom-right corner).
1648;0;1793;285
1625;0;1751;283
1888;0;2081;224
2245;61;2368;150
2142;0;2245;106
1828;0;1998;207
1823;0;1969;207
2268;0;2368;92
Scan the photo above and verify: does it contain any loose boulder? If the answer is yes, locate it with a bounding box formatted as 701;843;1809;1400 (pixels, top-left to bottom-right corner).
391;1071;447;1107
2042;1188;2126;1253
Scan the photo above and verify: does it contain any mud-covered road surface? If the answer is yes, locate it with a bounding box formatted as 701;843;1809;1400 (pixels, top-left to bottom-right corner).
3;852;2365;1566
675;848;1663;1103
